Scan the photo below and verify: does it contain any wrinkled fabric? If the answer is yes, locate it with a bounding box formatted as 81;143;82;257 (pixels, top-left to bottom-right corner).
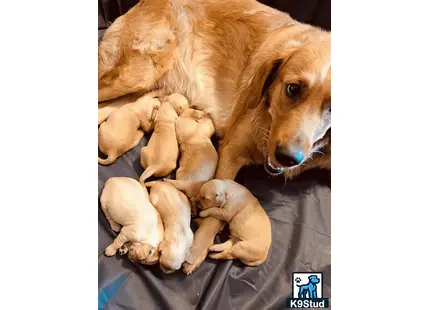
98;135;331;310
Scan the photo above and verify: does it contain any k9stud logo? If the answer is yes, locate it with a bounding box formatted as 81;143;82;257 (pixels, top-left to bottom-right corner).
286;272;329;308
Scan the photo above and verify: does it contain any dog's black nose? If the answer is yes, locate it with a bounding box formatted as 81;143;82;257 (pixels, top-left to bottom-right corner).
274;145;304;167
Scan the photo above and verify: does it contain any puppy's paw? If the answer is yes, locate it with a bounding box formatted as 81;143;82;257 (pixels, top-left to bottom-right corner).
119;244;130;255
199;210;209;218
105;245;117;257
182;251;207;275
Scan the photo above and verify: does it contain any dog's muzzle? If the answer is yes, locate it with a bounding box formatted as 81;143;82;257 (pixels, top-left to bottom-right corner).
264;156;285;176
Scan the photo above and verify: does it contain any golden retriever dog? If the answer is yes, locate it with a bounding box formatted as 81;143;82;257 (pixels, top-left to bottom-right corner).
100;177;164;264
145;181;194;273
98;90;163;165
196;179;272;266
139;101;179;183
99;0;331;271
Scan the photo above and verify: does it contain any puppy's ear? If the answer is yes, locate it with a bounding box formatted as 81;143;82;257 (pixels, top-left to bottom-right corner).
185;250;194;264
240;58;283;109
149;105;160;122
215;192;228;205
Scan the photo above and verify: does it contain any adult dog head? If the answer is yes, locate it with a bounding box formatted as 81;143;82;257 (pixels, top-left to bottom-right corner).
235;26;331;177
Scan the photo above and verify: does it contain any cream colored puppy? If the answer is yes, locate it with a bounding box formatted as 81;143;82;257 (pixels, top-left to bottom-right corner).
100;177;164;264
139;101;179;183
146;181;194;273
98;90;163;165
196;179;272;266
175;108;218;181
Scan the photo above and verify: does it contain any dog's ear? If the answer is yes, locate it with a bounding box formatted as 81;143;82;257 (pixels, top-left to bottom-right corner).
239;58;283;109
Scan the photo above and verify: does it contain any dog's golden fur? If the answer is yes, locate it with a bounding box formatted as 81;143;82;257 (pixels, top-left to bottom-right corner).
99;0;331;271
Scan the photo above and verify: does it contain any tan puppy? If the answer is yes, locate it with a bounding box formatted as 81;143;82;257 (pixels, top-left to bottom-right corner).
175;108;218;181
100;177;164;264
162;179;225;274
146;181;194;273
98;90;163;165
196;179;272;266
98;91;150;125
161;93;189;116
139;101;179;183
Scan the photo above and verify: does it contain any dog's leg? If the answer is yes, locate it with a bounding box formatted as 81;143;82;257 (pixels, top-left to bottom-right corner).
98;1;177;102
215;142;249;180
199;207;233;222
131;129;144;148
105;230;129;256
209;239;234;252
182;217;223;274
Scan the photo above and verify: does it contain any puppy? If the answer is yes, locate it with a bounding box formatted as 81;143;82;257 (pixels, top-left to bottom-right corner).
197;179;272;266
174;108;218;181
98;92;149;125
100;177;164;264
162;179;226;274
98;90;163;165
139;101;179;183
146;181;194;273
160;93;189;116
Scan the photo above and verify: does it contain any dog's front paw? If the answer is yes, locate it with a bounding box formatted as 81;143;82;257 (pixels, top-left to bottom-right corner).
119;244;130;255
199;210;209;218
105;245;117;257
182;250;208;275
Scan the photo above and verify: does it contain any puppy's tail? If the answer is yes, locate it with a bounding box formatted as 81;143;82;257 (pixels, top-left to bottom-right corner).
98;153;117;165
139;165;158;185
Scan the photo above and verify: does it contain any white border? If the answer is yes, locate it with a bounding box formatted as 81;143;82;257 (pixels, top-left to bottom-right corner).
334;0;430;309
1;1;96;309
1;0;430;309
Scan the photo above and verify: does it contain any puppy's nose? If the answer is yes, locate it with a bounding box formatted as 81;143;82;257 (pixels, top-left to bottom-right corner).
274;145;304;167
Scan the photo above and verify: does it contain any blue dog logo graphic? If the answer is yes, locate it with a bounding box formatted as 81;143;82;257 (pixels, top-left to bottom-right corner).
296;275;320;299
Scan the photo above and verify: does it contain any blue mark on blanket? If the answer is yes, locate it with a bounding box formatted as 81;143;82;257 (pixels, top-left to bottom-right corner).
98;273;128;309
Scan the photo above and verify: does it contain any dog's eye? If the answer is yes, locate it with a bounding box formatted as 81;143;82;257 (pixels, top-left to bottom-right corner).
285;83;301;99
